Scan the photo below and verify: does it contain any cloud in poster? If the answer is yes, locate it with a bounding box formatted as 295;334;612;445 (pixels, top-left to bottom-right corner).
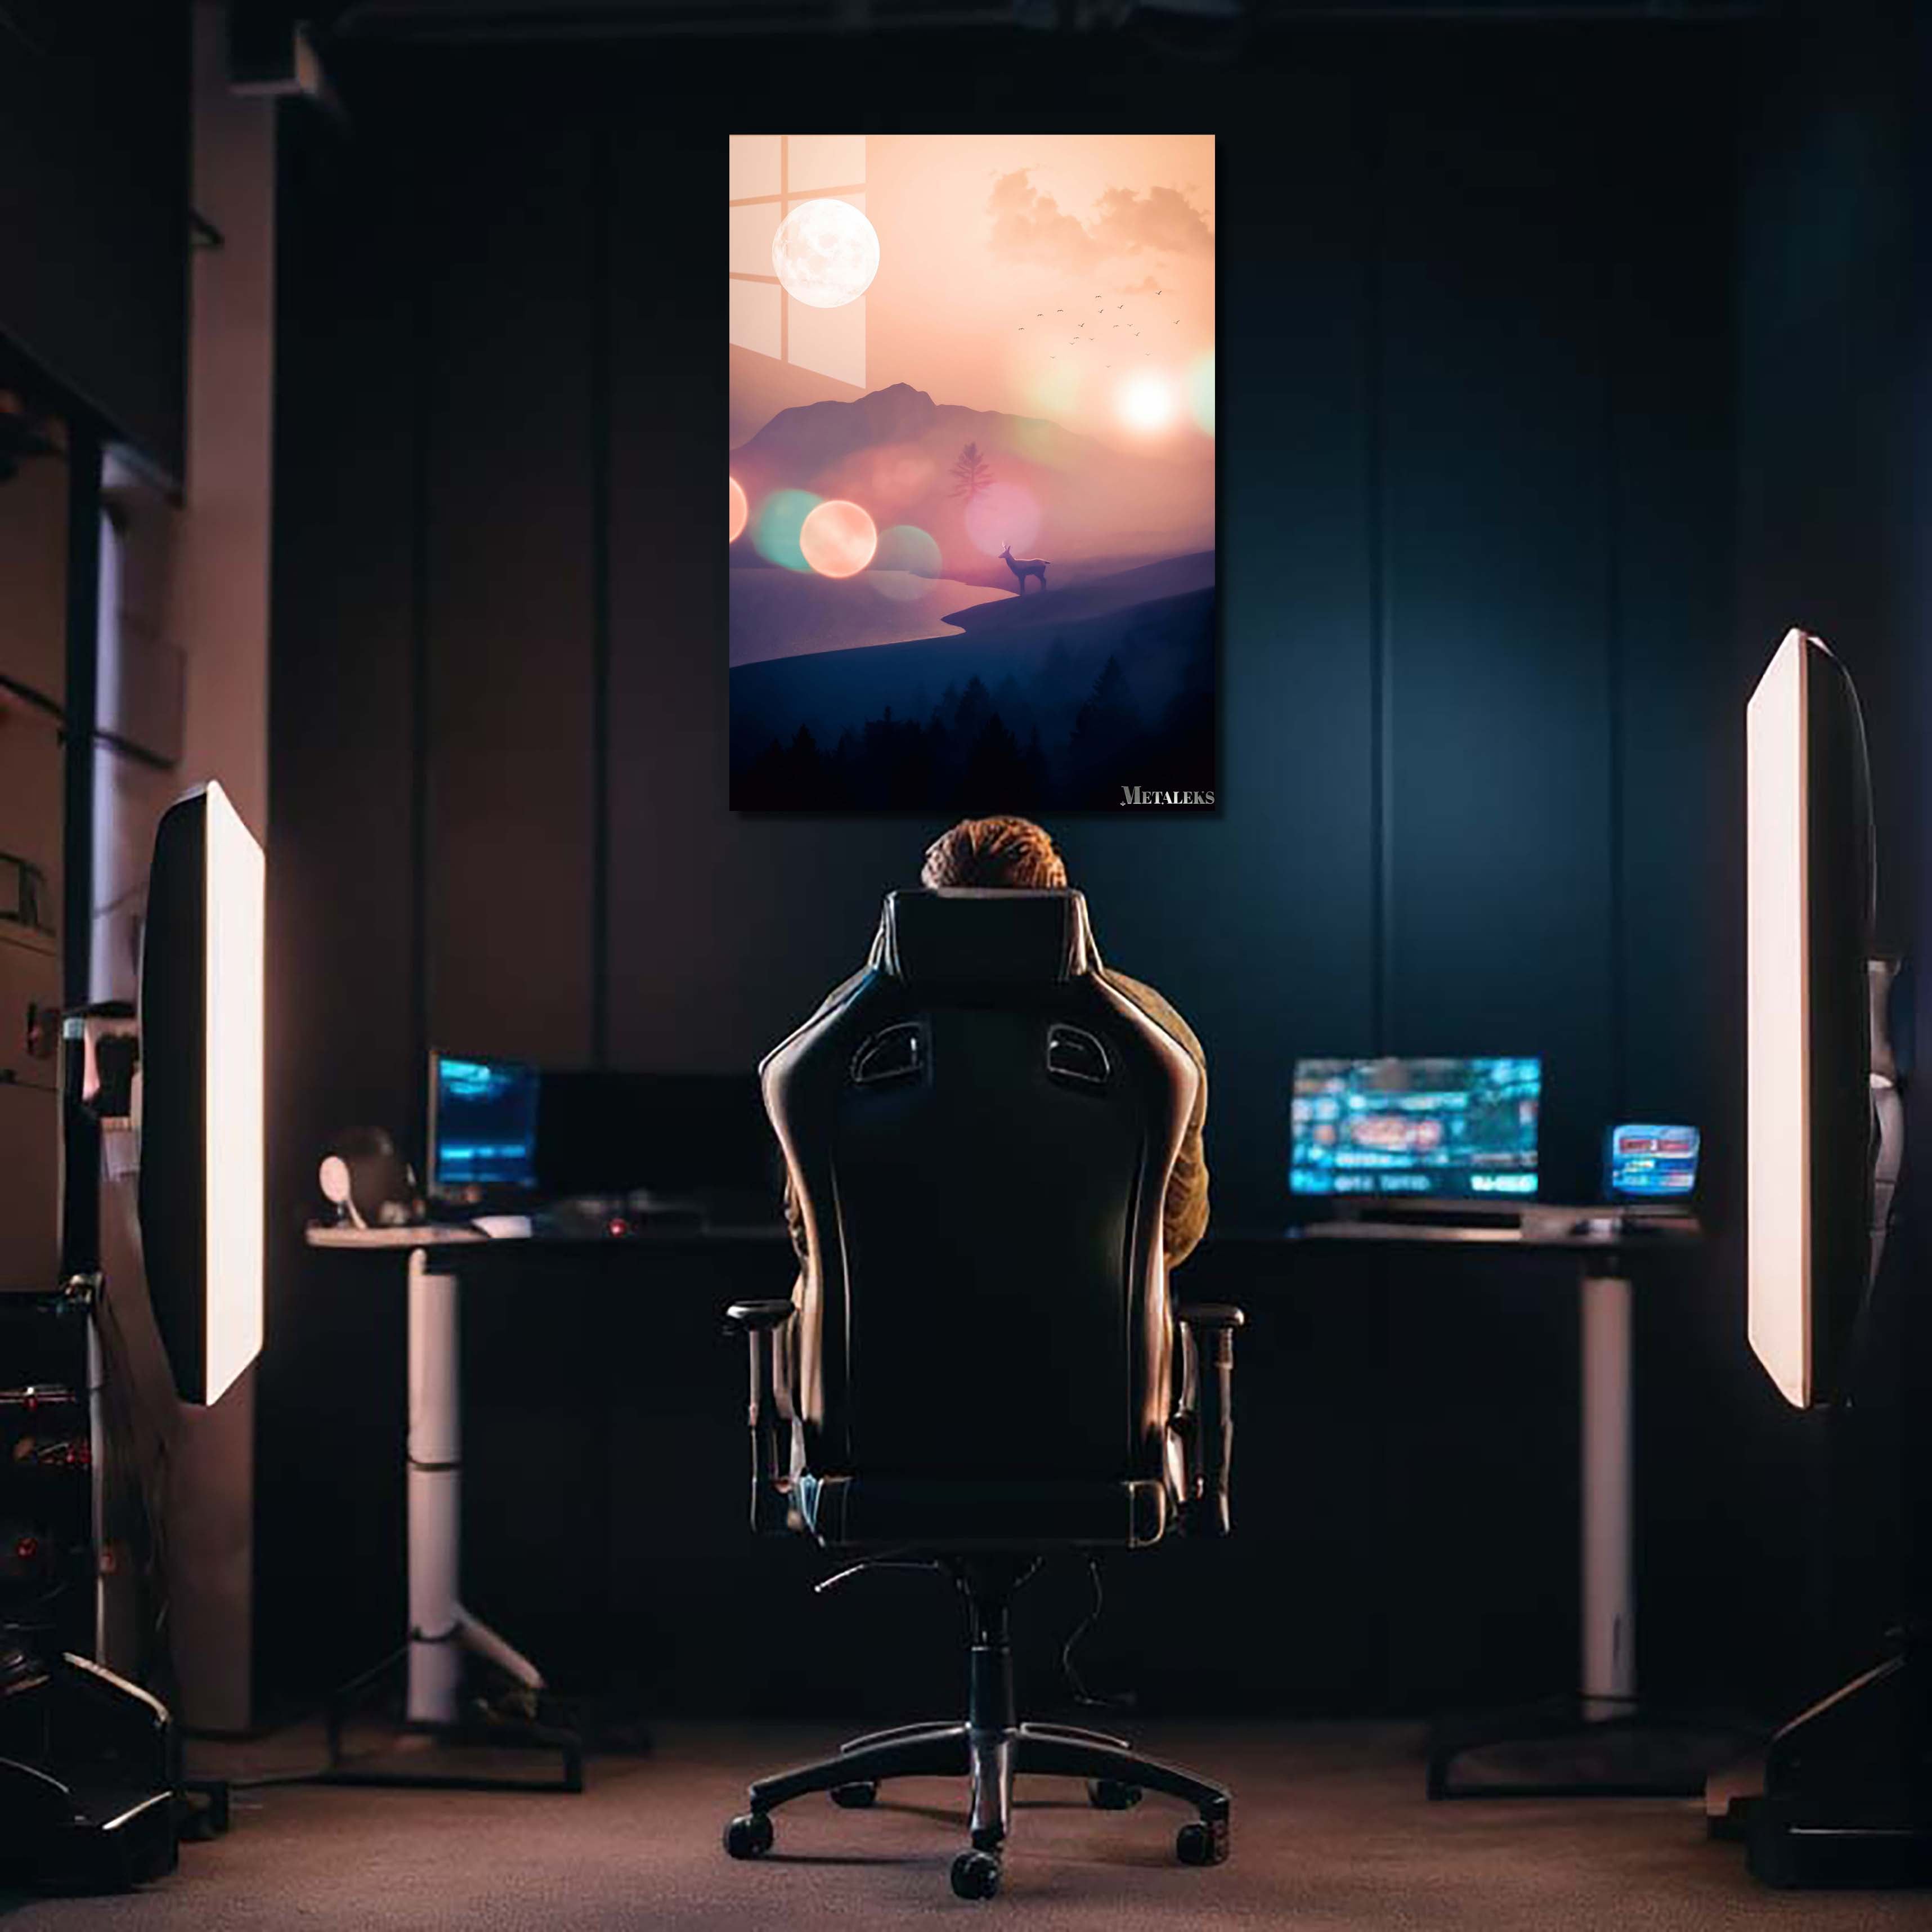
984;168;1213;271
1092;183;1214;258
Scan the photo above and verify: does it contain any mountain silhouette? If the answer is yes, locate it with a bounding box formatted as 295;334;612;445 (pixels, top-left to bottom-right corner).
733;382;943;474
730;382;1213;585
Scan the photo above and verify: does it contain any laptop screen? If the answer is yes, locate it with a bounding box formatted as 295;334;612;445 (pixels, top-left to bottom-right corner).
1290;1056;1542;1200
1605;1123;1700;1200
429;1054;541;1198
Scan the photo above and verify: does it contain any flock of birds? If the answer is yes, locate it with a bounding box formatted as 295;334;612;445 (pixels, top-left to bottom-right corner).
1015;286;1181;364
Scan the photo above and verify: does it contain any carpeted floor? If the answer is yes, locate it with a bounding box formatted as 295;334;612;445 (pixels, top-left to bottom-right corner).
5;1722;1927;1929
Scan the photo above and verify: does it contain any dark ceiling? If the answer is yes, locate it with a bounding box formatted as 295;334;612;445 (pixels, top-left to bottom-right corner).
267;0;1775;48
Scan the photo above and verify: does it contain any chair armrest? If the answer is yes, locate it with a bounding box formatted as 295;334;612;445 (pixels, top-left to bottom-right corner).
1175;1303;1245;1538
723;1299;797;1534
724;1299;796;1334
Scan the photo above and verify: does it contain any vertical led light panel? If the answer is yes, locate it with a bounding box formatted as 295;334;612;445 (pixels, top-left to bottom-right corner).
1745;625;1876;1414
138;780;265;1406
1746;629;1810;1408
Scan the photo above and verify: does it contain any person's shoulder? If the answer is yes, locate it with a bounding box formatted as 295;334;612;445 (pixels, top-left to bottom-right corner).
1099;966;1205;1069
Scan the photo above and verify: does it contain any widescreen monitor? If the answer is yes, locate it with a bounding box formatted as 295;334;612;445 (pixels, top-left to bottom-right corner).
1746;628;1877;1410
1290;1056;1541;1200
534;1069;776;1201
428;1054;540;1199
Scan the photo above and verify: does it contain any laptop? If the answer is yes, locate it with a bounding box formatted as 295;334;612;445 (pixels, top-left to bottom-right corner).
1603;1122;1700;1217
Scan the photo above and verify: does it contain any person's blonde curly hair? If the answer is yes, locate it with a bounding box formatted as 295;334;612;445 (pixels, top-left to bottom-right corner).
920;816;1068;891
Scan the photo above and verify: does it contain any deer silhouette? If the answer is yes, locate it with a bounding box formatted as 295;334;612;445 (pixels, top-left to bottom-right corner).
999;543;1047;594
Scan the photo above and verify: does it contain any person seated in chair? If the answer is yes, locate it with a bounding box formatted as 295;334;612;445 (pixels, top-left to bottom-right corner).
782;813;1209;1273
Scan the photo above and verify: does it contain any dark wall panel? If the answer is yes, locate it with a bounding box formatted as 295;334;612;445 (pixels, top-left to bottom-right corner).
0;3;189;477
261;110;423;1702
423;122;600;1067
1380;78;1614;1205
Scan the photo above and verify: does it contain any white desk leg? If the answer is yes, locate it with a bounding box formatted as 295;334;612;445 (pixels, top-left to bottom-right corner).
87;1311;106;1664
406;1248;550;1729
407;1249;464;1727
1580;1267;1635;1723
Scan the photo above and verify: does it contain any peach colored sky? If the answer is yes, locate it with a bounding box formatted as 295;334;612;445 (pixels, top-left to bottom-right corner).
863;133;1214;452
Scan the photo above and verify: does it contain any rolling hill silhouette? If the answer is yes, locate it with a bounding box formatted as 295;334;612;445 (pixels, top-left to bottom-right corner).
940;550;1213;633
731;550;1216;810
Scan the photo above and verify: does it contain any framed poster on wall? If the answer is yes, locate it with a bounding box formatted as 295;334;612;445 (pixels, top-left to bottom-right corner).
729;134;1217;812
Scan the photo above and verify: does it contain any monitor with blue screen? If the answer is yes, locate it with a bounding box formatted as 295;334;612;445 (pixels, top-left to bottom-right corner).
429;1053;541;1199
1290;1056;1542;1200
1604;1123;1700;1200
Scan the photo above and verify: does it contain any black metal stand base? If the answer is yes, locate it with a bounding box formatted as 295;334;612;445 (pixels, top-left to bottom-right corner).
1714;1640;1932;1889
0;1649;178;1893
1429;1694;1755;1800
723;1559;1230;1899
316;1651;584;1794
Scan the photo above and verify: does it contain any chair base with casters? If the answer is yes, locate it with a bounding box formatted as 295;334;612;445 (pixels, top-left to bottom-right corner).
722;1555;1230;1900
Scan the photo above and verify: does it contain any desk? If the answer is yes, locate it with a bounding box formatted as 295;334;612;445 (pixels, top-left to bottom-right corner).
304;1217;788;1788
1287;1211;1733;1797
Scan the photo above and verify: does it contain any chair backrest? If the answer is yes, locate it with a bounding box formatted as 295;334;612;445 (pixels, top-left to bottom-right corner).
761;890;1198;1486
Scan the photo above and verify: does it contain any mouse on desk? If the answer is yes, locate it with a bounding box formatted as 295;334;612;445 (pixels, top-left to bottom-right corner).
470;1213;534;1240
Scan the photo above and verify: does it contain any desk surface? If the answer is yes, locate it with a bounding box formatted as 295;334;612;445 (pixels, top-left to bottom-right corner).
304;1216;1697;1258
1283;1211;1701;1251
305;1220;790;1253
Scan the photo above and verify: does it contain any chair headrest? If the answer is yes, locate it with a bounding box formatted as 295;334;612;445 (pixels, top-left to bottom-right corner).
874;889;1096;988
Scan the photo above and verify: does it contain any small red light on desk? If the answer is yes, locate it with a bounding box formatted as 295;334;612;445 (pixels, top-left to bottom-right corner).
608;1218;629;1238
14;1536;39;1565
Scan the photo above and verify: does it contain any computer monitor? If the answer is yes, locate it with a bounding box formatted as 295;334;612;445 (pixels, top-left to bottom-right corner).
427;1053;540;1200
1604;1123;1700;1201
1746;628;1879;1410
1290;1056;1542;1200
533;1069;776;1203
136;781;265;1408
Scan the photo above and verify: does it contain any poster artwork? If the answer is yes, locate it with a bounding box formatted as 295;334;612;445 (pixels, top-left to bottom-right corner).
729;134;1217;812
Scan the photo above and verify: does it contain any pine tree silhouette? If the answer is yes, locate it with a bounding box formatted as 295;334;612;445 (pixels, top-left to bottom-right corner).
1067;655;1141;804
953;675;993;747
961;712;1036;807
1024;727;1051;799
949;441;993;503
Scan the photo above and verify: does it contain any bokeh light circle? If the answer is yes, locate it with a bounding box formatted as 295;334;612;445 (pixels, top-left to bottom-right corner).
753;488;821;571
772;199;880;310
963;481;1041;558
869;524;943;599
799;499;878;579
1188;351;1216;436
873;523;942;575
1117;372;1177;434
728;476;748;543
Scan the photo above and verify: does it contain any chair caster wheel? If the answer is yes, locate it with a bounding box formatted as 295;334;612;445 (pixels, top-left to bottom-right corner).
951;1848;1002;1899
1177;1817;1229;1866
1088;1777;1142;1810
830;1780;877;1808
724;1812;773;1859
